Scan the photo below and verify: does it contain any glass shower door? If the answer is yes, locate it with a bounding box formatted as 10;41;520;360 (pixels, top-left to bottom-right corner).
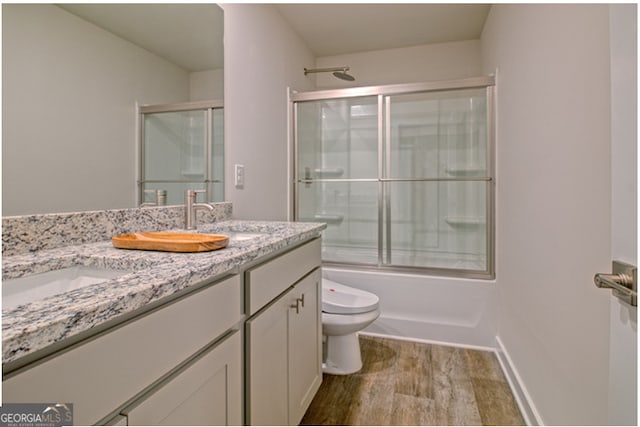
296;96;380;264
293;78;495;277
384;88;489;271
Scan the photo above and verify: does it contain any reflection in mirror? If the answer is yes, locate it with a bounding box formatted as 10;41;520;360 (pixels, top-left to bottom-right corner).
2;4;223;216
140;101;224;206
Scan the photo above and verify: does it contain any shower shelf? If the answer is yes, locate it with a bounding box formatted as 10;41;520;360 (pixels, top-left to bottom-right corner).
314;168;344;178
444;217;485;227
445;166;485;176
313;213;344;224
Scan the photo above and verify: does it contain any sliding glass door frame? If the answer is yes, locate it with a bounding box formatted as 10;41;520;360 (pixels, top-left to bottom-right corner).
291;76;495;279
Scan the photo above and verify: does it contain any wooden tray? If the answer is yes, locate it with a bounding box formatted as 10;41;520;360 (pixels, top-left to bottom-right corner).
112;232;229;253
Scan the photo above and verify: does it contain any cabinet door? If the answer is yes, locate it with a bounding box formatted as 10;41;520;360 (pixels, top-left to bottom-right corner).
288;268;323;425
123;330;242;426
246;292;292;425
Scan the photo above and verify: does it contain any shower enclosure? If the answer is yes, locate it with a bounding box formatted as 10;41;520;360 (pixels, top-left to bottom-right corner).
292;77;495;278
138;100;224;206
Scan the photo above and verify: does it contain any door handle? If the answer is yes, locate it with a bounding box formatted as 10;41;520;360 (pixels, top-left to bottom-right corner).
594;261;637;306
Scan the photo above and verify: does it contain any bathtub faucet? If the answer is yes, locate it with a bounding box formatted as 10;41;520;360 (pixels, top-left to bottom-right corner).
185;189;214;230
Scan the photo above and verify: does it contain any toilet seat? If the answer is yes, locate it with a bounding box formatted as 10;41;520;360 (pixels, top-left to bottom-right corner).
322;278;379;315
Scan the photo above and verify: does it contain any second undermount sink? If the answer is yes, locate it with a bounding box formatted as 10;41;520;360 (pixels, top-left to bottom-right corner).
3;266;130;311
226;232;267;242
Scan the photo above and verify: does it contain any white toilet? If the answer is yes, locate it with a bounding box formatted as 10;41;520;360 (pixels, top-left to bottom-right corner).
321;278;380;375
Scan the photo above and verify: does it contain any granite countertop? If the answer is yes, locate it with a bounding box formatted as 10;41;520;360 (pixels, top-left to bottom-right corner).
2;220;325;365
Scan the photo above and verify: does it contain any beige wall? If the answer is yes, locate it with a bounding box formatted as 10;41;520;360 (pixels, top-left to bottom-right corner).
2;4;191;216
481;4;612;424
190;69;224;101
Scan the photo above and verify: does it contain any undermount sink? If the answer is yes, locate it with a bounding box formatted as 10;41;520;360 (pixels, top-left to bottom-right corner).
224;232;267;242
3;266;130;311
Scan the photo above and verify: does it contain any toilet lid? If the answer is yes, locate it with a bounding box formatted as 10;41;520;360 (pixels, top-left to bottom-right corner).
322;278;379;314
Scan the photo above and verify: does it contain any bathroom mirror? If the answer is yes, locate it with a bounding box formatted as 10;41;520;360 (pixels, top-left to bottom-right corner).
2;4;223;216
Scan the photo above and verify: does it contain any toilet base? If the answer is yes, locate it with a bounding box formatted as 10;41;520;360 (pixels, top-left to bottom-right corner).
323;332;363;375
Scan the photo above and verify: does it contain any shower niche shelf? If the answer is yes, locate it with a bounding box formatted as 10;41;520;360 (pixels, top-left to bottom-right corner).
445;166;486;176
312;213;344;224
444;217;485;228
313;168;344;178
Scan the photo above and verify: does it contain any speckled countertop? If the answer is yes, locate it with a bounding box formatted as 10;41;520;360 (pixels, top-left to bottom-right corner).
2;209;325;365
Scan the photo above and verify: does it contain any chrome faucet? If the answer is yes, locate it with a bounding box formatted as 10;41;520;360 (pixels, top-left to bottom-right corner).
185;189;214;230
140;189;167;207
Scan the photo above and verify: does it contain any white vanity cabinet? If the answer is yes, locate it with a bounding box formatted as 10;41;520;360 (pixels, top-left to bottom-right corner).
3;274;242;426
245;239;323;426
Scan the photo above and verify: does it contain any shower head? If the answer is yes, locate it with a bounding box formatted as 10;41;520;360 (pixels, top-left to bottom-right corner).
332;69;355;81
304;66;355;82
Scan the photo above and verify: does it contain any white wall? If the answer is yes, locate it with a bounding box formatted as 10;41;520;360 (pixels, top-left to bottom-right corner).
2;4;190;216
315;39;482;89
222;4;316;220
481;5;612;424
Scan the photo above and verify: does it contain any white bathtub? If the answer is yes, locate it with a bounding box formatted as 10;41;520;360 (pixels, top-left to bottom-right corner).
322;266;498;350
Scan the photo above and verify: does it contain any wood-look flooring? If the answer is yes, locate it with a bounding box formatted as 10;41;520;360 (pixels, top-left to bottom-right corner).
301;335;524;426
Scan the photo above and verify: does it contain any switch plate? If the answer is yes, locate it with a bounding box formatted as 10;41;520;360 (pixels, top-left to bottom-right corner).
234;164;245;188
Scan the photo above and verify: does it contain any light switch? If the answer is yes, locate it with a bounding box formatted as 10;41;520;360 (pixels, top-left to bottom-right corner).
234;164;245;188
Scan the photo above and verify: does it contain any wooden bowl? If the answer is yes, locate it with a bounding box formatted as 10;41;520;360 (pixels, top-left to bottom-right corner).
112;232;229;253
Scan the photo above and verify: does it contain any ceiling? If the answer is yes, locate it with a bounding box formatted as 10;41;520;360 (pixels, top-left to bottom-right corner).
56;4;490;71
57;4;223;72
275;4;492;57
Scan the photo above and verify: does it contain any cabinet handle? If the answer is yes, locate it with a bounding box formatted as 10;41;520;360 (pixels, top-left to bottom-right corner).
290;300;300;314
290;294;306;314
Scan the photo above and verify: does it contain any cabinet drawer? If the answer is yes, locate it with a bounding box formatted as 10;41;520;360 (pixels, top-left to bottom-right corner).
122;330;242;426
246;238;321;315
3;275;241;426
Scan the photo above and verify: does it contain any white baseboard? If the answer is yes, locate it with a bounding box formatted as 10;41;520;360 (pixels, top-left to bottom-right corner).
359;330;496;353
495;335;544;426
